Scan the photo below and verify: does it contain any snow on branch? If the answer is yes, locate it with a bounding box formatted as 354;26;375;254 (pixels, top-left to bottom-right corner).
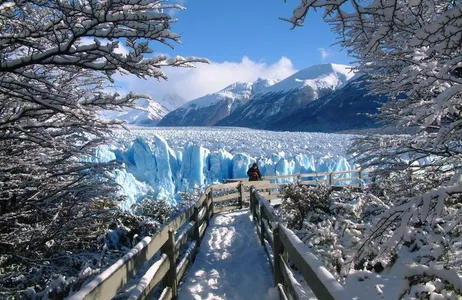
0;1;207;298
0;0;208;76
356;177;462;264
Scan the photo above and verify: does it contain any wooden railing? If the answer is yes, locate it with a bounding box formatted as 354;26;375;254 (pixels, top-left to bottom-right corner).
69;181;244;300
230;169;372;202
233;169;370;188
250;188;346;300
71;168;367;300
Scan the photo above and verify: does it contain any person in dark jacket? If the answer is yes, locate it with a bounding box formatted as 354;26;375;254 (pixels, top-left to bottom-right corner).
247;163;262;181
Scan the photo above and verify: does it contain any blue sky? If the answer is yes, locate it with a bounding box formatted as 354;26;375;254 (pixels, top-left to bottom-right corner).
168;0;351;68
115;0;353;103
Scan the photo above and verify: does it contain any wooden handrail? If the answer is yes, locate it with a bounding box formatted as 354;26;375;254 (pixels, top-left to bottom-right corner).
249;186;347;300
229;168;373;182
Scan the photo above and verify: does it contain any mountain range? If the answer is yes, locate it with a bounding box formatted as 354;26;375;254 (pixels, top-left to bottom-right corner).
266;74;388;132
158;78;280;126
217;63;355;129
108;63;388;132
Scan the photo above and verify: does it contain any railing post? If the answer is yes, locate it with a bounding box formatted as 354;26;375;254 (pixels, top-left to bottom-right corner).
328;172;333;186
358;170;364;189
162;229;178;299
250;186;258;222
259;204;265;246
204;195;210;227
238;181;244;209
193;205;200;242
249;186;253;217
273;223;283;286
209;187;214;216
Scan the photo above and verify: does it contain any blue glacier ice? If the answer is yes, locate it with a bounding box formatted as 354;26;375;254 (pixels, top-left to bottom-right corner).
95;133;354;210
178;143;210;193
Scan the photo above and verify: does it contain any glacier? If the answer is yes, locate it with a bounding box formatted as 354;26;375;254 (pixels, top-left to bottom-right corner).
96;127;357;210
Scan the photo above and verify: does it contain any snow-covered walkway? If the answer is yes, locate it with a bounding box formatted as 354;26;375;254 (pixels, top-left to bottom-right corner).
178;209;277;300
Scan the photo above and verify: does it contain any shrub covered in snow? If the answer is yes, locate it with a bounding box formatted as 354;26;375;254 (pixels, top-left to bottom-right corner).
278;178;462;298
278;183;389;278
0;199;136;299
0;193;196;299
133;198;173;227
278;180;333;229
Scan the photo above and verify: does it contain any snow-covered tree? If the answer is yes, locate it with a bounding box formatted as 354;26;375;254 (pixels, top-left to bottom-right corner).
286;0;461;164
0;0;206;297
286;0;462;295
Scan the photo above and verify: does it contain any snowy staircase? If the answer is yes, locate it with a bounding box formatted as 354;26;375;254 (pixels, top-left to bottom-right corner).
70;170;368;300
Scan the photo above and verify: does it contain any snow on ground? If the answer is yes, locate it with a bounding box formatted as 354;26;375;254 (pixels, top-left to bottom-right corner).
343;247;462;299
178;210;278;300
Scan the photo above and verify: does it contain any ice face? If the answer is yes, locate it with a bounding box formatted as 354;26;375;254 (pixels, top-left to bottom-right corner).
178;143;210;193
112;168;155;211
95;128;356;210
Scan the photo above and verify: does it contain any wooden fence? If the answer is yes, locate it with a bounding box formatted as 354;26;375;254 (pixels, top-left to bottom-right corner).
249;187;346;300
70;168;367;300
229;169;372;201
232;169;370;188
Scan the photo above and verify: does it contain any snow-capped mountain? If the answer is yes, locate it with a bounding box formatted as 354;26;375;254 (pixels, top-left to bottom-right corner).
159;93;187;111
217;63;356;129
101;98;169;126
251;78;281;96
267;75;388;132
158;79;279;126
262;63;354;95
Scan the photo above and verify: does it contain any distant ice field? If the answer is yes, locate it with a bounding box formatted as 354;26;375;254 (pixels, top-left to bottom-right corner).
114;126;356;159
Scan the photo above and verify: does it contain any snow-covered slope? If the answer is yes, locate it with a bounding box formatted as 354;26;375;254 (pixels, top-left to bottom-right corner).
183;81;254;109
158;79;279;126
217;63;356;129
101;98;169;126
262;63;354;95
158;93;187;111
251;77;281;96
268;75;388;132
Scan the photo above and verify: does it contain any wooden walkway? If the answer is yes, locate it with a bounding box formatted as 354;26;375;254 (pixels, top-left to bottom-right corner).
70;169;369;300
178;210;274;300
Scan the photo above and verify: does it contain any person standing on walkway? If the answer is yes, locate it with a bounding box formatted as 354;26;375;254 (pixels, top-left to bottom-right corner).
247;163;262;181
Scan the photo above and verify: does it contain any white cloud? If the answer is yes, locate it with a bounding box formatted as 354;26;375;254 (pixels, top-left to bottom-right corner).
79;37;129;55
114;56;298;102
318;48;330;60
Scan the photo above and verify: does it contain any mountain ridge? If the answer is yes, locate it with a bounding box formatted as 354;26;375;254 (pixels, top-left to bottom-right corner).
101;98;169;126
217;63;356;128
156;63;388;132
157;78;279;126
266;75;387;132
